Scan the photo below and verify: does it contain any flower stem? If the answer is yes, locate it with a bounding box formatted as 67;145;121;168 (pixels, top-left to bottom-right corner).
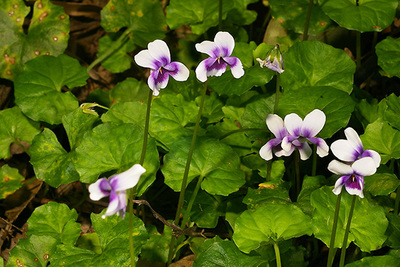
218;128;268;140
274;73;281;113
339;195;357;267
294;149;301;200
273;241;282;267
327;191;342;267
128;88;153;267
312;145;317;176
395;160;400;215
303;0;313;41
356;31;361;70
167;82;208;264
181;175;205;229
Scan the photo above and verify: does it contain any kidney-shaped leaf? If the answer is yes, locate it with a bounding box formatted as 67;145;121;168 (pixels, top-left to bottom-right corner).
376;37;400;78
0;165;24;199
14;55;88;125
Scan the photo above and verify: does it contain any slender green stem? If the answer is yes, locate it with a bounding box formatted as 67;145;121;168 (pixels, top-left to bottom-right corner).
312;145;317;176
266;161;272;182
167;82;208;264
274;74;280;113
87;26;133;71
303;0;313;41
218;0;223;30
356;31;361;70
218;128;268;140
181;175;205;229
273;241;282;267
129;89;153;266
294;149;301;200
327;192;342;267
339;195;357;267
395;160;400;215
15;139;30;156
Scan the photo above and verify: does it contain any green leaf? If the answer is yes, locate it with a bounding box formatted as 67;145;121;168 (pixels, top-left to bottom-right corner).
297;175;326;215
109;78;149;103
162;137;245;196
194;239;263;267
225;195;247;231
384;93;400;130
14;55;88;125
101;0;166;47
310;186;388;251
355;98;386;128
0;165;24;199
52;211;148;266
278;86;355;138
198;92;224;124
141;225;172;263
0;106;40;159
364;172;400;196
30;128;80;188
361;118;400;164
8;235;58;267
320;0;398;33
27;202;81;245
385;213;400;249
269;0;332;35
376;37;400;78
243;187;291;211
345;255;400;267
233;204;312;253
75;123;159;195
0;0;69;80
281;40;355;94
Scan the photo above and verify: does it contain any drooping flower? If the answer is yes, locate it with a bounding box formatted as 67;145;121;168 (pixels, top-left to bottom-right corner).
281;109;329;160
89;164;146;218
331;127;381;168
260;114;294;161
256;44;284;74
328;157;377;198
134;40;190;96
195;31;244;82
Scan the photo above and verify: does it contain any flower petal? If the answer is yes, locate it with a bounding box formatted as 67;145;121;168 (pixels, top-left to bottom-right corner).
164;62;190;81
266;114;286;138
116;190;127;218
308;137;329;157
214;31;235;57
361;150;381;168
281;135;296;152
352;157;377;177
328;160;353;175
148;69;170;95
88;178;111;201
224;57;244;79
344;175;364;198
147;40;170;66
298;142;312;160
301;109;325;137
284;113;302;136
332;176;346;195
102;190;120;218
275;145;294;157
195;40;219;58
109;164;146;192
265;58;284;74
331;139;358;162
134;50;158;69
344;127;364;155
259;142;273;161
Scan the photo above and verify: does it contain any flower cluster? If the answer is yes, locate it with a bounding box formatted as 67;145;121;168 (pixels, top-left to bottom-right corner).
328;127;381;198
256;44;284;74
259;109;329;161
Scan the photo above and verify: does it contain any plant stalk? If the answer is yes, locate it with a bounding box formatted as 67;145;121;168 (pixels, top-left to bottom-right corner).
273;241;282;267
356;31;361;70
312;145;317;176
295;149;301;200
181;175;205;229
339;195;357;267
327;191;342;267
274;73;281;113
303;0;313;41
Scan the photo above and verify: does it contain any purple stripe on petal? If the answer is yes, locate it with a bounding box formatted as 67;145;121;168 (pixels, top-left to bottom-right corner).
344;175;362;190
212;47;222;58
149;68;170;91
99;179;112;194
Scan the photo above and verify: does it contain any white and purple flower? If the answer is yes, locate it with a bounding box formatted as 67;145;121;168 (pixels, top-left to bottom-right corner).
134;40;190;96
328;157;377;198
89;164;146;218
281;109;329;160
330;127;381;168
259;114;294;161
195;31;244;82
256;44;284;74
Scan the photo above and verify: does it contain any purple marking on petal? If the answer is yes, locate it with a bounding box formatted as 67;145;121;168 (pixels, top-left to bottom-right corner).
204;57;227;76
221;47;229;57
212;48;221;58
277;128;288;139
150;68;170;90
268;138;283;148
344;174;363;190
99;179;112;194
159;56;170;66
301;128;311;138
360;150;372;159
292;127;302;137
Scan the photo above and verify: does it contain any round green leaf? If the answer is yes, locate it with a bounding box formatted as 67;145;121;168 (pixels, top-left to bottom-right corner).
364;172;400;196
345;255;400;267
320;0;398;33
162;137;245;196
0;106;40;159
243;187;291;211
384;93;400;130
101;0;166;47
30;128;80;188
0;0;69;80
385;213;400;249
360;118;400;164
281;40;355;94
28;202;81;245
310;186;388;251
75;123;159;196
233;204;312;253
109;78;149;103
141;225;171;263
0;165;24;199
14;55;88;125
376;37;400;78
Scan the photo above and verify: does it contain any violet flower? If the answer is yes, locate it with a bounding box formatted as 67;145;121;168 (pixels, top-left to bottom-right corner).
281;109;329;160
134;40;189;96
195;31;244;82
256;44;284;74
89;164;146;218
259;114;294;161
331;127;381;168
328;157;377;198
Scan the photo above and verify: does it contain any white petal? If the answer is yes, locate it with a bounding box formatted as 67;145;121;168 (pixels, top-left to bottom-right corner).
345;181;364;198
195;59;209;82
331;139;358;162
328;160;353;175
134;50;158;69
224;57;244;79
363;150;381;168
281;136;293;152
195;40;219;57
352;157;376;177
88;178;110;201
284;113;303;136
103;190;120;218
298;142;312;160
344;127;363;152
266;114;285;138
316;139;329;157
332;176;345;195
214;31;234;57
165;62;190;81
301;109;326;137
148;70;169;94
148;40;171;66
109;164;146;192
275;145;294;157
259;142;273;161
